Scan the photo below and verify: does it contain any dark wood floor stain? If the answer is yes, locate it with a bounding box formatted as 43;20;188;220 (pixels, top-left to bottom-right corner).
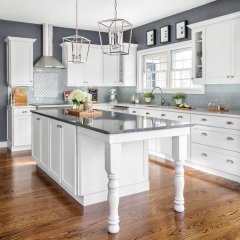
0;149;240;240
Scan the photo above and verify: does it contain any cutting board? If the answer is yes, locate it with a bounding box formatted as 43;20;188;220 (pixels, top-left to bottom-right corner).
12;88;26;96
174;107;196;111
68;109;102;117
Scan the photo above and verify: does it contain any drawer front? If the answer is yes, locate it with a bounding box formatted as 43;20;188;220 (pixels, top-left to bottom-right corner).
191;127;240;152
191;114;240;130
156;110;190;122
141;109;156;117
191;143;240;176
128;108;142;116
14;108;35;116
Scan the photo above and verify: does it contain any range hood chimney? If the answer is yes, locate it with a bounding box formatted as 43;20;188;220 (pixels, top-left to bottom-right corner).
35;24;65;68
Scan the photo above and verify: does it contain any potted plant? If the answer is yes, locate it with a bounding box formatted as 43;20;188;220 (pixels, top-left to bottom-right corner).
172;93;185;106
143;92;154;104
68;89;91;112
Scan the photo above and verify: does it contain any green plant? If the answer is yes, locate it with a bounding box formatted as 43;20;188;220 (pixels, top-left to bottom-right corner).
143;92;155;99
197;52;202;58
171;93;185;101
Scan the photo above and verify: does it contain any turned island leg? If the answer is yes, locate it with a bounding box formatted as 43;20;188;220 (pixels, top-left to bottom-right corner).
105;143;122;234
172;135;188;212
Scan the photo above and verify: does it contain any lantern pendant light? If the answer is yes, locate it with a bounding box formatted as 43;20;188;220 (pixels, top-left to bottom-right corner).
62;0;91;63
98;0;133;56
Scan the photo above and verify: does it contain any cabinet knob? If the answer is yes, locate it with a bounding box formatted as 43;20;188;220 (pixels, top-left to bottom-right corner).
231;76;234;78
178;116;183;119
201;153;208;157
57;125;62;128
227;76;230;78
226;159;234;164
201;118;207;122
201;133;207;136
226;137;234;141
146;112;150;115
37;118;40;121
226;121;233;125
161;114;166;117
133;111;136;113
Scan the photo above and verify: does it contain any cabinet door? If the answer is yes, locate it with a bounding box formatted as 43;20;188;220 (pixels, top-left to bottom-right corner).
40;116;49;171
32;115;41;163
206;21;231;82
103;53;118;85
49;119;61;182
63;63;85;86
61;123;77;195
14;116;32;146
10;41;33;86
231;18;240;81
85;46;103;85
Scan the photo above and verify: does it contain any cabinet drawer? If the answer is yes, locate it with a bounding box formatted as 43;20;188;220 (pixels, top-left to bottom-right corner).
191;143;240;176
191;126;240;152
191;114;240;130
128;108;142;116
156;110;190;122
141;109;156;117
14;108;35;116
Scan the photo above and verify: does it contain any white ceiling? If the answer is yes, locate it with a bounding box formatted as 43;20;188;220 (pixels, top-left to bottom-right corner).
0;0;216;31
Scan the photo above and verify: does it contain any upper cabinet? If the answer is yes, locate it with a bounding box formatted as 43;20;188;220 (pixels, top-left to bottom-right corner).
5;37;36;86
188;12;240;84
61;43;138;87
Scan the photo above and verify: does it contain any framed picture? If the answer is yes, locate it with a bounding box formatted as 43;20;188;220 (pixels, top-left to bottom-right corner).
146;29;156;46
88;88;98;103
160;25;170;43
176;20;188;40
64;91;71;101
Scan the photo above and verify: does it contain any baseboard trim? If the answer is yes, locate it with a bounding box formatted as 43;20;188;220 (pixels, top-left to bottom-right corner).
0;141;7;148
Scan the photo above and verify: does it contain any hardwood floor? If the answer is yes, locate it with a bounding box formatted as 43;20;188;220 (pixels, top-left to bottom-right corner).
0;149;240;239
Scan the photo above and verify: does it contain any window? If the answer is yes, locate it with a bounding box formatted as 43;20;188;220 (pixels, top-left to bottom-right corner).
171;48;200;89
142;52;167;89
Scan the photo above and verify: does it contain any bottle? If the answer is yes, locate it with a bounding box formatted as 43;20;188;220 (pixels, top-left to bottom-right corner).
135;95;139;104
131;94;135;104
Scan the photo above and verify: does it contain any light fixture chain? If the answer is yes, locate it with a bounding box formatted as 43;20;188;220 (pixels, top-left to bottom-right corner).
114;0;117;19
76;0;78;35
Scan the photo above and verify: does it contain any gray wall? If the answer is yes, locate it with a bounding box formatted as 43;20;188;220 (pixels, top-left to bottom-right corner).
0;20;108;142
127;0;240;50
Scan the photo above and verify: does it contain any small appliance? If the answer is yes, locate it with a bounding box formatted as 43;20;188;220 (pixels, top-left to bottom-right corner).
109;89;117;103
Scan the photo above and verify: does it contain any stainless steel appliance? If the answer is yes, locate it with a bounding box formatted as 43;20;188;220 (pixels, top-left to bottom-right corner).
109;89;117;103
30;103;74;110
110;105;129;113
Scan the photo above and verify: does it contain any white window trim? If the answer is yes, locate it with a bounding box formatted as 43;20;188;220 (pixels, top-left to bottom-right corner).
137;41;205;94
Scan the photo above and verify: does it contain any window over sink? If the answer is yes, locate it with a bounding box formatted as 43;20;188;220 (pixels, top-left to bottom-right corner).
138;41;204;94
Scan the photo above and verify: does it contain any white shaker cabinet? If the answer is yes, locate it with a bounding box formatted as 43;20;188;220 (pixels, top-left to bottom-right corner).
49;119;77;194
5;37;36;86
7;106;36;152
206;21;232;82
103;53;118;86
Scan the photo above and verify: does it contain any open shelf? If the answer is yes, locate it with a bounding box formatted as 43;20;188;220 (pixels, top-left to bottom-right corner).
196;65;202;68
196;40;202;43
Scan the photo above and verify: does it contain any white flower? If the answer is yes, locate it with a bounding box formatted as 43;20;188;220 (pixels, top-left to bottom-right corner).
68;89;92;104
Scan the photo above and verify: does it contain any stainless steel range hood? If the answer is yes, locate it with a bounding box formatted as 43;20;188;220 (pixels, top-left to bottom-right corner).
35;24;65;68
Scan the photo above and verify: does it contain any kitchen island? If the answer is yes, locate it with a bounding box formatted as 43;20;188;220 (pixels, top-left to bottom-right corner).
31;109;193;234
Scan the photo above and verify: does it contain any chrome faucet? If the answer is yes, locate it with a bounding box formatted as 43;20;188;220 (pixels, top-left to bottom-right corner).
151;87;166;106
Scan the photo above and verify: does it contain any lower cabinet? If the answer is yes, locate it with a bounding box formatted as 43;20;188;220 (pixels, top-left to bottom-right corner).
32;114;77;195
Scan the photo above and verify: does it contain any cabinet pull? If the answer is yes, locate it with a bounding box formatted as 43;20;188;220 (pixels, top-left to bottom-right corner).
201;153;207;157
226;159;234;164
178;116;183;119
227;76;230;78
161;114;166;117
146;112;150;115
133;111;136;113
37;118;40;121
22;111;28;113
231;76;234;78
226;121;233;125
226;137;234;141
201;133;207;136
58;125;62;128
201;118;207;122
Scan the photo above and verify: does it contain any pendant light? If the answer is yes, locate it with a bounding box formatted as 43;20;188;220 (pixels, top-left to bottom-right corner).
62;0;91;63
98;0;133;55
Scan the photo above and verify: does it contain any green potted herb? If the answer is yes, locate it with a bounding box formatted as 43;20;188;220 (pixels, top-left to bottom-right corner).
171;93;185;106
143;92;154;104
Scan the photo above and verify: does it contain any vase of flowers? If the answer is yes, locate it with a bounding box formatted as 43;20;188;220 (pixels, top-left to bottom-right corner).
68;89;91;112
171;93;185;107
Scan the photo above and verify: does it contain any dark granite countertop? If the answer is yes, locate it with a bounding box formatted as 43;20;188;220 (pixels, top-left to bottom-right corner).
31;109;194;135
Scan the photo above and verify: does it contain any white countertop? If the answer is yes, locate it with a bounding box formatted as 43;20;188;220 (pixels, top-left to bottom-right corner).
96;102;240;118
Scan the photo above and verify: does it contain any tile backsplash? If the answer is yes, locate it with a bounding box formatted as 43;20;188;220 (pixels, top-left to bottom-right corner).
9;67;240;110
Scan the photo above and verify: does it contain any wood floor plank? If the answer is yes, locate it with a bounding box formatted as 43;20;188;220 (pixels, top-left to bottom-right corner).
0;149;240;239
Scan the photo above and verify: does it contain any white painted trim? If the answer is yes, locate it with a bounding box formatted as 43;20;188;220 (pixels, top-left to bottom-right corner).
4;36;36;43
137;41;205;94
8;143;32;152
0;141;7;148
188;11;240;29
